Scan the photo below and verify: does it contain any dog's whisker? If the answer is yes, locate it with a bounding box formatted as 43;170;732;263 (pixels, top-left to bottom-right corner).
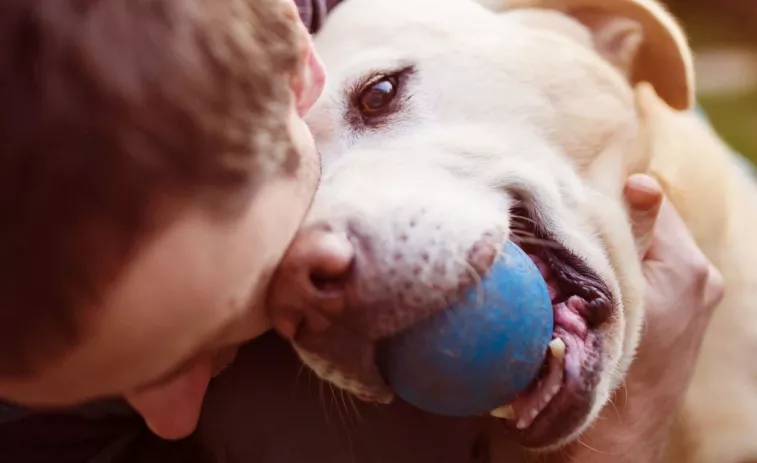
452;255;486;307
318;378;332;423
605;396;622;421
576;437;616;456
348;394;369;426
510;213;539;227
339;388;360;427
512;236;563;249
329;383;351;433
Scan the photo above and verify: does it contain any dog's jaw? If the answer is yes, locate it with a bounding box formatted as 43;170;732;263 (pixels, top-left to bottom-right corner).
269;124;640;449
281;151;513;403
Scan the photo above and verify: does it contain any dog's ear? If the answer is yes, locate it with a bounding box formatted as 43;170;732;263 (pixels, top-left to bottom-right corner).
483;0;695;111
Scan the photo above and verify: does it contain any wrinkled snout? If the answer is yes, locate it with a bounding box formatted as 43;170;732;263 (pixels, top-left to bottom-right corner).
266;160;511;402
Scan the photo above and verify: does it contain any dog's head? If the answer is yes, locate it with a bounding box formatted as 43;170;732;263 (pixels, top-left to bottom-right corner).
267;0;694;449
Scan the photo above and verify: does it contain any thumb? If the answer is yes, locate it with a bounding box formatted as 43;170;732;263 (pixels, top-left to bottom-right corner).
624;174;663;258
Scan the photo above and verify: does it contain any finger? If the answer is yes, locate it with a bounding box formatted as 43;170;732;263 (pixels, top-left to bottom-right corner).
645;194;704;266
624;174;663;258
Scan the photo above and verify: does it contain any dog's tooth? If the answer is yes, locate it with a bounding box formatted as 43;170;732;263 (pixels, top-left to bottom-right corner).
491;405;516;420
547;282;558;301
551;385;560;395
530;409;538;420
516;411;536;430
548;338;566;359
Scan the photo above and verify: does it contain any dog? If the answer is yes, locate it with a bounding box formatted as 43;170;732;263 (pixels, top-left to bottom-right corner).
266;0;757;461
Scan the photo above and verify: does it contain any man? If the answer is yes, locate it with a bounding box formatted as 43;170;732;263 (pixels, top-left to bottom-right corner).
0;0;723;461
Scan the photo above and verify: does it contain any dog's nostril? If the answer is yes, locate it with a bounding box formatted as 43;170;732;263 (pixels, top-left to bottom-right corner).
309;268;350;293
301;231;355;295
269;228;356;339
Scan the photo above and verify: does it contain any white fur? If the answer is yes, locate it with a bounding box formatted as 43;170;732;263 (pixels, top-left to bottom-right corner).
300;0;644;448
293;0;757;460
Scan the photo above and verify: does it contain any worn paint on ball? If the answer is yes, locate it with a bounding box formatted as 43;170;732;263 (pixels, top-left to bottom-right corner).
378;241;554;417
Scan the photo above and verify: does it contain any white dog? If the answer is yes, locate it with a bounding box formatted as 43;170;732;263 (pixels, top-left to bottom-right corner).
267;0;757;461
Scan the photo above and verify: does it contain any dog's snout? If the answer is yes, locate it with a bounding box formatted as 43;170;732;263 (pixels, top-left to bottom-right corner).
268;228;355;340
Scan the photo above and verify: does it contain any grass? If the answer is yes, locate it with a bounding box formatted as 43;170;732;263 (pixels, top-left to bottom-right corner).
699;90;757;163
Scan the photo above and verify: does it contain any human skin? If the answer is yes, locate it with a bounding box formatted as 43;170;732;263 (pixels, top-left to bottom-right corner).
0;0;326;442
541;174;724;463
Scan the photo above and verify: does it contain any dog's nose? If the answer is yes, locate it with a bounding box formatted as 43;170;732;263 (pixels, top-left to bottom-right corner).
268;227;355;340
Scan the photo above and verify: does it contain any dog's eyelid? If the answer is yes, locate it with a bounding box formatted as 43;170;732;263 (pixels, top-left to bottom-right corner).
343;65;416;129
345;64;416;101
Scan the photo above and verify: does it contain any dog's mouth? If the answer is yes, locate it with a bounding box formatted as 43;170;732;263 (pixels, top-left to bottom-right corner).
279;201;616;449
489;206;615;448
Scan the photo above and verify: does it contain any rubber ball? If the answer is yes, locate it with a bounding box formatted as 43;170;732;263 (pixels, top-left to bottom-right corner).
377;240;554;417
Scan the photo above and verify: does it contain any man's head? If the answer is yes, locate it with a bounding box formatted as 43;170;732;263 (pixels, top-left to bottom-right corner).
0;0;324;439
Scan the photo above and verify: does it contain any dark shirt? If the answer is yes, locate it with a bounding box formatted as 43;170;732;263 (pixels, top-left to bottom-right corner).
0;334;488;463
193;333;488;463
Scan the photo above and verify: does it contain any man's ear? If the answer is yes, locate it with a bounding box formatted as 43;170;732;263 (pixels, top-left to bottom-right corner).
479;0;695;111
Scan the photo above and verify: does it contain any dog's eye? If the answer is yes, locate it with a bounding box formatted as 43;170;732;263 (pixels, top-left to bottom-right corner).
357;75;399;118
348;67;413;127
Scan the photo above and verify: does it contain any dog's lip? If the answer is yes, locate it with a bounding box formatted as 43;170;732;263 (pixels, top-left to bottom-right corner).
497;328;602;448
512;203;615;329
542;247;614;328
497;207;613;448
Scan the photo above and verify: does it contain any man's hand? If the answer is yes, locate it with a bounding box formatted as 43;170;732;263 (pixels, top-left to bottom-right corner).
624;174;723;392
552;174;724;463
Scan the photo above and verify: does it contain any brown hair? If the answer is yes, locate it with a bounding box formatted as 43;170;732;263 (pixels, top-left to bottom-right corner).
0;0;305;378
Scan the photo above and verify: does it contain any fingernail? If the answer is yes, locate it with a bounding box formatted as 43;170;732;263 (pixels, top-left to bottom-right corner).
627;173;660;194
626;174;662;209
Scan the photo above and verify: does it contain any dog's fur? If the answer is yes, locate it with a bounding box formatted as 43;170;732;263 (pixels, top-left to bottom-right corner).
287;0;757;460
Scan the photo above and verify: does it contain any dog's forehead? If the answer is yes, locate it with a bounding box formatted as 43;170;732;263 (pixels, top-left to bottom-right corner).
315;0;499;62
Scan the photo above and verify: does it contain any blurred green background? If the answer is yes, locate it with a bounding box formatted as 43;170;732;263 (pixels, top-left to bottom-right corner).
664;0;757;165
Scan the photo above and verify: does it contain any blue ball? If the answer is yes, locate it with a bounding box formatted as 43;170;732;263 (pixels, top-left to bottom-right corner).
378;240;554;417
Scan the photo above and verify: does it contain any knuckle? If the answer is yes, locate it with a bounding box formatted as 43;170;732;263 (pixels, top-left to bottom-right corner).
710;287;725;310
690;258;712;287
707;270;726;306
689;258;725;313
